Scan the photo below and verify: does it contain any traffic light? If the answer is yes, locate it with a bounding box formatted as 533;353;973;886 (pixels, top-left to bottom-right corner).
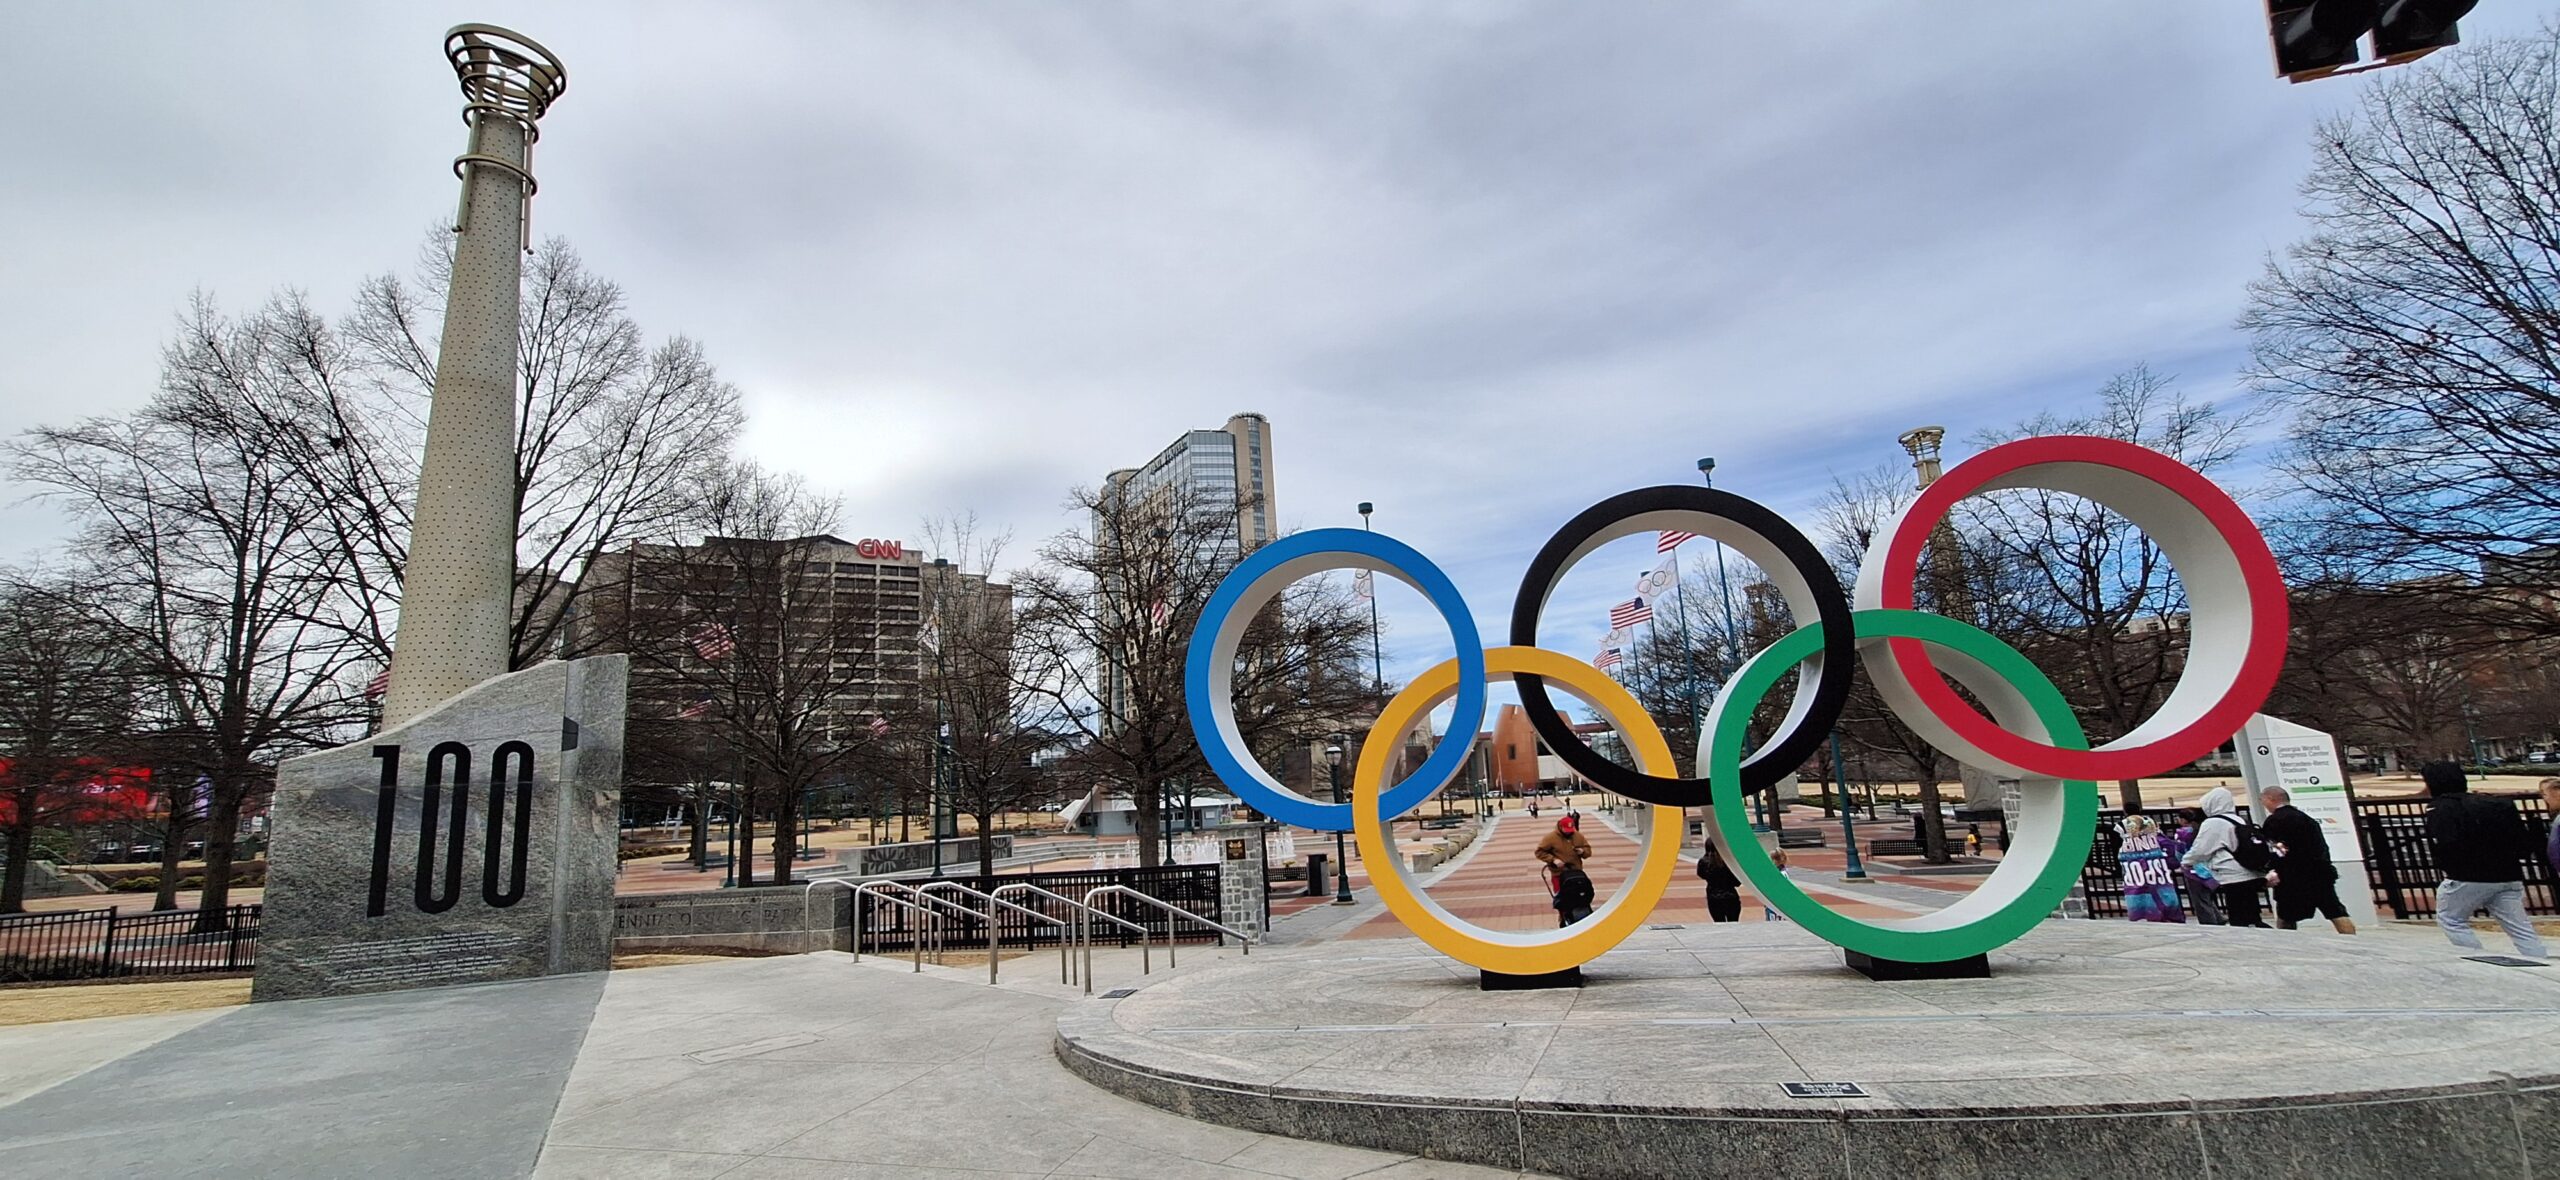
2269;0;2379;81
2372;0;2478;61
2267;0;2481;81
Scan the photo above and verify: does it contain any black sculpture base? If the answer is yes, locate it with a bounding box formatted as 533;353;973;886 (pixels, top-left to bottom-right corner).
1844;950;1990;981
1480;966;1583;991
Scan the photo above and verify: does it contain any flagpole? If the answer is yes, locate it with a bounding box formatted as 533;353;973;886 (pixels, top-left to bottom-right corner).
1356;503;1384;698
1665;547;1703;760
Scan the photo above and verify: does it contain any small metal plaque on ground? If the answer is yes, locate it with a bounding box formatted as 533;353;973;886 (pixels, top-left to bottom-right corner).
1782;1082;1870;1098
2461;955;2549;968
1101;988;1140;998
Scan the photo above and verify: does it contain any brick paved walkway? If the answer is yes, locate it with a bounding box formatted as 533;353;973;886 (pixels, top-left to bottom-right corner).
1336;809;1922;939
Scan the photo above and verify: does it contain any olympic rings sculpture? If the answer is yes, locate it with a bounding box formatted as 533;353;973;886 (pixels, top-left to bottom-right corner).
1184;435;2287;971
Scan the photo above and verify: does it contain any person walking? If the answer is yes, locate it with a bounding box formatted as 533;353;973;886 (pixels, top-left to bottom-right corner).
1697;842;1742;923
1536;813;1595;927
2422;762;2547;960
2180;788;2267;928
2169;807;2223;925
2257;786;2355;935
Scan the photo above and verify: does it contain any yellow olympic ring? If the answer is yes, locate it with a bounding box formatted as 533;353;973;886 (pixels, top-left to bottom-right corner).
1353;645;1684;976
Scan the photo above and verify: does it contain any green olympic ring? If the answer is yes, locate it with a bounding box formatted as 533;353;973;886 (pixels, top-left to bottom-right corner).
1706;608;2098;962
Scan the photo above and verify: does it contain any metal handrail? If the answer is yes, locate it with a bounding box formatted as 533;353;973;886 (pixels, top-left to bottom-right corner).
802;878;857;955
849;882;950;971
1078;884;1254;996
993;882;1148;989
918;880;1072;985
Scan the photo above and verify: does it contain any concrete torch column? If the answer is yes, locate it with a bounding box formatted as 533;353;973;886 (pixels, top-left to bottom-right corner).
382;27;565;728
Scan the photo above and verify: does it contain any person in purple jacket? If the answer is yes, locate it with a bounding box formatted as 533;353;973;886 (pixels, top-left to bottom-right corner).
2541;779;2560;875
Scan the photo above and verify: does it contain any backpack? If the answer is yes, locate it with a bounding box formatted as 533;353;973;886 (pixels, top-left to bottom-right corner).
2214;814;2273;874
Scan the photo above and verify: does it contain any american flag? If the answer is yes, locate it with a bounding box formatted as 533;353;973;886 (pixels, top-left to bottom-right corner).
687;622;736;661
1658;529;1697;553
1149;598;1172;630
364;668;392;700
1608;598;1653;629
869;715;891;737
1594;648;1623;670
678;697;715;720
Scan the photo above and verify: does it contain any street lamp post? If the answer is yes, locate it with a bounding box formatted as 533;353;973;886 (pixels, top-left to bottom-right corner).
1327;736;1355;904
1831;728;1868;881
1700;457;1764;832
721;790;737;888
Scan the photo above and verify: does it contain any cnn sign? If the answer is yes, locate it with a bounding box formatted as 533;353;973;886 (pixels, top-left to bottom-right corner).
854;538;905;560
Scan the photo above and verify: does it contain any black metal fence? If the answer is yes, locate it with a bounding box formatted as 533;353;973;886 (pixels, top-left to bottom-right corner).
0;905;261;982
852;864;1221;951
2356;798;2556;919
2075;799;2557;921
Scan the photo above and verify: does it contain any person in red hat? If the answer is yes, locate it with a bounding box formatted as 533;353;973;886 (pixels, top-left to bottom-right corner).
1537;813;1597;926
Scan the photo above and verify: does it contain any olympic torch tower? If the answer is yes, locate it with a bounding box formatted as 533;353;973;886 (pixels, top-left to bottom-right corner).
381;25;568;727
259;26;627;1004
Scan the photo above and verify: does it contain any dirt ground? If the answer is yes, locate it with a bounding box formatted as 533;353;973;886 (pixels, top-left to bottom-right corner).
0;977;251;1027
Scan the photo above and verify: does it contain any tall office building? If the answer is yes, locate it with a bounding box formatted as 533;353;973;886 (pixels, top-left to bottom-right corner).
1095;413;1276;732
1099;412;1278;559
578;533;1007;743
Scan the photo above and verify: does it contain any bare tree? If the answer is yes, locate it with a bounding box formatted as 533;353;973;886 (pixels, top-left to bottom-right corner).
11;303;380;930
342;236;746;666
1815;464;1968;861
1961;367;2261;813
1013;483;1374;867
2244;24;2560;637
0;577;147;914
584;465;890;886
896;519;1057;876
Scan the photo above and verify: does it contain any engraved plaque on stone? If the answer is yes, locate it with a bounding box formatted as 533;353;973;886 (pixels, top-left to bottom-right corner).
252;655;626;1001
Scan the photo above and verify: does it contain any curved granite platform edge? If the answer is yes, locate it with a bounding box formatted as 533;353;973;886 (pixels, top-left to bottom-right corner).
1057;1024;2560;1179
1051;923;2560;1179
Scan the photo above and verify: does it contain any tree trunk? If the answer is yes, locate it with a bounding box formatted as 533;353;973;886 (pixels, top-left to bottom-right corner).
0;812;33;914
771;788;796;886
684;797;707;866
1915;775;1952;864
191;785;244;933
2117;777;2146;813
1132;781;1163;868
153;819;186;913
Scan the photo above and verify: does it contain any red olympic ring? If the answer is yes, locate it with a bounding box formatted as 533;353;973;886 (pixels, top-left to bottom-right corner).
1857;435;2288;783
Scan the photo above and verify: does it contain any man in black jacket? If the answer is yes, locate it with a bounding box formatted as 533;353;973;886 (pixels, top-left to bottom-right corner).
2422;762;2547;960
2257;786;2355;935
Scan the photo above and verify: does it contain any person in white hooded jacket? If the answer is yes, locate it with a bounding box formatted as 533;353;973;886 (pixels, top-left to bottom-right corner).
2179;787;2267;927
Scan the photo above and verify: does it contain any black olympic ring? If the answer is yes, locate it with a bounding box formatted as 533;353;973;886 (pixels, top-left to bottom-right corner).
1508;485;1855;809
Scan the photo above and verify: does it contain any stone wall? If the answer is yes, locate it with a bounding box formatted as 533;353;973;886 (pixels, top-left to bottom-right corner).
253;655;626;1001
836;835;1013;877
1214;823;1271;938
614;887;850;955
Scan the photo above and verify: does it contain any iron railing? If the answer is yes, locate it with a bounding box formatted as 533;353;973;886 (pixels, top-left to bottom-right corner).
2355;798;2555;919
0;904;261;982
2074;799;2556;921
849;864;1218;952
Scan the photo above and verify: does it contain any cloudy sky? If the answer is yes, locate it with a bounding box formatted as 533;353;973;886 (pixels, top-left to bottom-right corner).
5;2;2545;698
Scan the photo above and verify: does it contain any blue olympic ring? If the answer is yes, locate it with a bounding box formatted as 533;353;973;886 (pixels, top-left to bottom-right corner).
1184;528;1485;832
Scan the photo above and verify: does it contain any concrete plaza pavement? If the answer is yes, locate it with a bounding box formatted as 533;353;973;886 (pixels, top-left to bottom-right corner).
0;949;1542;1179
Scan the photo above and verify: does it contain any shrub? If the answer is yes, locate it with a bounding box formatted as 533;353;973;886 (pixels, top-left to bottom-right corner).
618;844;690;862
